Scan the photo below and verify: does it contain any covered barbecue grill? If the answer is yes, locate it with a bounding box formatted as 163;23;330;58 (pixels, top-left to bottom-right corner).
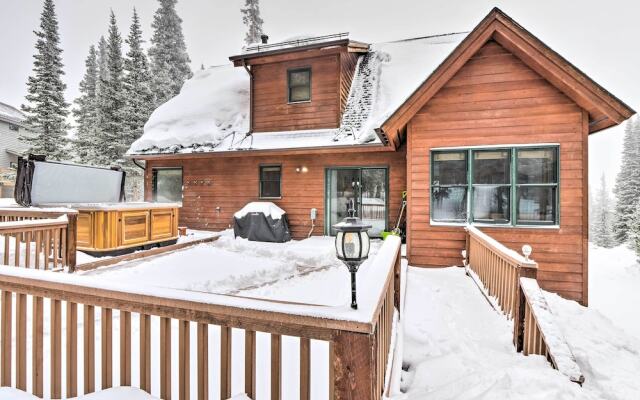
233;202;291;242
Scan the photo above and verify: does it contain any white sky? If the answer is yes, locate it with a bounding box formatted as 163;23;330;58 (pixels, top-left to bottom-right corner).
0;0;637;191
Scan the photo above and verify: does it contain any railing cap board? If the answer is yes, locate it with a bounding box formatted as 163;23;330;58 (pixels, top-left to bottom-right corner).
0;236;402;339
465;225;538;268
520;277;585;384
0;206;78;217
0;215;69;234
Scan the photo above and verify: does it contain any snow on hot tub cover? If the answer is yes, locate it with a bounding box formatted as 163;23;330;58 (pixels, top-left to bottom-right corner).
127;32;468;155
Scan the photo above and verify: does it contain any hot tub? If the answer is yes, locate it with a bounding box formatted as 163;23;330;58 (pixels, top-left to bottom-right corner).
50;202;181;256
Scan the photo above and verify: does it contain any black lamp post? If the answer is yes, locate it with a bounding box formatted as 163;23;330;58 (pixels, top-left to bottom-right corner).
333;204;371;309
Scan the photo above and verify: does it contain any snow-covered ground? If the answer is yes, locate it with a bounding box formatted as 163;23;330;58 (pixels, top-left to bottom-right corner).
396;244;640;400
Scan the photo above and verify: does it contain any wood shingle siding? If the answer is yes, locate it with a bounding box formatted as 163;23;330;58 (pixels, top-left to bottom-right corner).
406;41;588;303
144;148;406;240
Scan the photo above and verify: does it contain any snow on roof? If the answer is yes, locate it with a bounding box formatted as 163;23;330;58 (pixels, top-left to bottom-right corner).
128;32;468;156
0;102;26;124
241;32;350;55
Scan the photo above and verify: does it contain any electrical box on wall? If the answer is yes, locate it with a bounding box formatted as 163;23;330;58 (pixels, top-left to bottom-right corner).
310;208;317;220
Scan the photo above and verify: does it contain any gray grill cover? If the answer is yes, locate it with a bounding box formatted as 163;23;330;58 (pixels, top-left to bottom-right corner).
233;212;291;243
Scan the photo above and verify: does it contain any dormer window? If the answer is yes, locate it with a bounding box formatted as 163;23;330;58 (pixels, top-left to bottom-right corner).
288;67;311;103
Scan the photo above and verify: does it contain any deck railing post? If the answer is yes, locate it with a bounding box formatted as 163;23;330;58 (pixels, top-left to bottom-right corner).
514;258;537;352
393;250;401;312
332;330;378;400
66;213;77;272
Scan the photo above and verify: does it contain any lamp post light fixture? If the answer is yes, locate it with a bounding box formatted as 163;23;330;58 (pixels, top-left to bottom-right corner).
333;205;371;310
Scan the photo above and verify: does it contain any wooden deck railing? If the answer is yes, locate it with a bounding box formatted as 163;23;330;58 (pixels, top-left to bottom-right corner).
463;226;584;384
0;208;77;272
0;235;402;400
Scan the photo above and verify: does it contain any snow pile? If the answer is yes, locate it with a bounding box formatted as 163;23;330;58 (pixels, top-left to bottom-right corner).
129;65;249;154
0;101;25;123
398;267;592;399
234;201;286;220
0;386;158;399
520;278;583;383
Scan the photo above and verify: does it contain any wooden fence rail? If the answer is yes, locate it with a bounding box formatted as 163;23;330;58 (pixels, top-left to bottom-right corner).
463;226;584;384
0;235;402;400
0;208;77;272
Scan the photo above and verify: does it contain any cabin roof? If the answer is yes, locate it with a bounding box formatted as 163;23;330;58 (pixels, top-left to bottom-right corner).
0;102;26;125
128;8;634;157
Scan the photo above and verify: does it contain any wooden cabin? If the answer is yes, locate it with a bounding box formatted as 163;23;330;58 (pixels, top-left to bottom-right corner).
128;8;634;305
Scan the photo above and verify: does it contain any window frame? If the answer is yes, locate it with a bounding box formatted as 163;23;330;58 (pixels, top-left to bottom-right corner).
151;167;183;203
259;164;282;199
287;67;312;104
430;144;560;228
430;150;469;223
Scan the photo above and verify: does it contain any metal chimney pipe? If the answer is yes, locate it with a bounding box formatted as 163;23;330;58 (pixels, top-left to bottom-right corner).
260;34;269;44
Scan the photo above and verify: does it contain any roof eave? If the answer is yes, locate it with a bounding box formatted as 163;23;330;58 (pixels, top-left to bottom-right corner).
229;39;369;64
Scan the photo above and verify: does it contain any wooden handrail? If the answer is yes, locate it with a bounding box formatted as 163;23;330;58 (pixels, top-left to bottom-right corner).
0;235;402;399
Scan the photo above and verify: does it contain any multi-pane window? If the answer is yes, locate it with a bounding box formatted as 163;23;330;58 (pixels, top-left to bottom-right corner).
431;146;559;226
259;165;281;198
152;168;183;203
288;68;311;103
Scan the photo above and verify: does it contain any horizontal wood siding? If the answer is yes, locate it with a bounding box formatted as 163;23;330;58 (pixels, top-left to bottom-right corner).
145;149;406;239
407;41;588;303
252;54;341;132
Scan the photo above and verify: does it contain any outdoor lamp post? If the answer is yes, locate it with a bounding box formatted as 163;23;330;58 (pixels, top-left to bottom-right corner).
333;206;371;309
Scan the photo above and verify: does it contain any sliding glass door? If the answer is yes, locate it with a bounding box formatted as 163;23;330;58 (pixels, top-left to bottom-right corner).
326;167;388;237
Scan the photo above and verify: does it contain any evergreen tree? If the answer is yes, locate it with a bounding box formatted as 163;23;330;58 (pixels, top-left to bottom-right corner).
21;0;69;160
613;118;640;242
96;11;126;166
593;174;616;248
123;8;154;149
629;201;640;261
148;0;192;106
241;0;264;45
72;45;99;162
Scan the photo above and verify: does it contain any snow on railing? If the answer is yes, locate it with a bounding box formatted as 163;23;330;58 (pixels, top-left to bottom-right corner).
464;226;585;384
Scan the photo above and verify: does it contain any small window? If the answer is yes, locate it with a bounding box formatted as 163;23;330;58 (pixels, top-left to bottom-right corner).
431;151;468;222
152;168;183;203
516;148;558;225
288;68;311;103
260;165;281;198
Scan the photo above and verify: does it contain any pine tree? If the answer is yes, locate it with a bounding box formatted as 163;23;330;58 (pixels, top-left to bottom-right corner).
629;201;640;261
148;0;192;106
21;0;69;160
241;0;264;45
123;8;154;149
593;174;616;248
613;118;640;242
72;45;99;162
96;10;126;167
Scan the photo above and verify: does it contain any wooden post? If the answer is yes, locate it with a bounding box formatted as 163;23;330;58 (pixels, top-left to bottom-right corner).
332;330;377;400
393;250;401;312
66;213;77;272
514;262;537;352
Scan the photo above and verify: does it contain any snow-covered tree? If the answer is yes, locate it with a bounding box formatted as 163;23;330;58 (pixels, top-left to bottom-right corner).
241;0;264;45
629;201;640;260
148;0;192;106
123;8;154;148
21;0;69;160
95;11;126;167
593;174;616;248
613;118;640;242
72;45;99;162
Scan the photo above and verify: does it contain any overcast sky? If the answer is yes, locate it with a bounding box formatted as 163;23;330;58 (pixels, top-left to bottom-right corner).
0;0;637;190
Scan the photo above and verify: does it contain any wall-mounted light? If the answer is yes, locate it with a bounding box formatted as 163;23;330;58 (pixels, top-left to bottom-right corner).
295;166;309;173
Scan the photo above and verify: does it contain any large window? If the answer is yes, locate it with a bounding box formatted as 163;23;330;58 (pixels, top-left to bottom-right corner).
152;168;183;203
431;146;559;226
287;67;311;103
259;165;281;198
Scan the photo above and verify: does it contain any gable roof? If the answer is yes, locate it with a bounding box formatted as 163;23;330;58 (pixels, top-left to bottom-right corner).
0;102;26;125
380;8;635;147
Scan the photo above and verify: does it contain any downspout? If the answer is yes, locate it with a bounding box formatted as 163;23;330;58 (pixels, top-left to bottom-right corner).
132;159;145;170
242;59;254;135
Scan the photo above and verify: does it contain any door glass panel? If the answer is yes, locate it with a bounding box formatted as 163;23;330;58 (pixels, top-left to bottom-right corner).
327;168;387;237
361;168;387;237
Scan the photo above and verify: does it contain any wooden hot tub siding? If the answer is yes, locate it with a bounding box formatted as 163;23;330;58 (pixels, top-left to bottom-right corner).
406;41;588;304
76;205;179;255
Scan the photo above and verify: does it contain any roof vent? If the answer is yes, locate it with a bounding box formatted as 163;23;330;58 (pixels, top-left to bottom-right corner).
260;34;269;44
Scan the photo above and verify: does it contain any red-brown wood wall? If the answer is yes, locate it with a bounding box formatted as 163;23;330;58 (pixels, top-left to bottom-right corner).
406;40;588;303
145;148;406;240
